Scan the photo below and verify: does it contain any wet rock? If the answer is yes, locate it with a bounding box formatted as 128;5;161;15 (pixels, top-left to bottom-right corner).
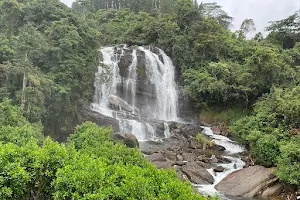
181;162;214;185
215;165;283;198
109;95;135;112
212;144;226;152
118;48;133;77
114;132;139;148
169;122;204;138
216;156;232;164
214;166;225;172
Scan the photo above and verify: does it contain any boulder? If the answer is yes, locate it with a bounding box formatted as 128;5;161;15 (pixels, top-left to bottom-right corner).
211;124;229;136
169;122;204;138
215;165;283;198
114;132;139;148
109;95;135;112
181;162;214;185
214;166;225;172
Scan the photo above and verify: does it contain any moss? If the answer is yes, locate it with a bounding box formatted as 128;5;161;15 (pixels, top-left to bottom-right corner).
136;65;145;77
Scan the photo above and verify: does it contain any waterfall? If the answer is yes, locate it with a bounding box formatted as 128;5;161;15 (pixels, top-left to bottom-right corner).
91;45;179;141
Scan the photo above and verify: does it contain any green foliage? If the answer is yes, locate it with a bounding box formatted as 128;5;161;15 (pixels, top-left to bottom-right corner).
196;133;214;150
251;134;280;167
0;120;210;199
276;136;300;185
0;99;43;145
231;86;300;184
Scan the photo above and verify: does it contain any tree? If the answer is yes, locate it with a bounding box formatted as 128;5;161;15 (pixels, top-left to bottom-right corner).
266;10;300;48
199;2;233;29
239;18;256;39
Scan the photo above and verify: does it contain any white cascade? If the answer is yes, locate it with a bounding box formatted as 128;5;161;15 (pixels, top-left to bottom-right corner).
91;45;179;141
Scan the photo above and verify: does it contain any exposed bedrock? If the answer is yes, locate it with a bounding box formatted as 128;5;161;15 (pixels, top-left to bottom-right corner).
215;165;284;198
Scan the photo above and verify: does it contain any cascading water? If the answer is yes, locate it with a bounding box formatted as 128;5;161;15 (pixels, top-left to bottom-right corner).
91;45;178;141
197;127;245;199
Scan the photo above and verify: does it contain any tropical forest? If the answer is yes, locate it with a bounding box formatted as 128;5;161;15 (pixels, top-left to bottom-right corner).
0;0;299;199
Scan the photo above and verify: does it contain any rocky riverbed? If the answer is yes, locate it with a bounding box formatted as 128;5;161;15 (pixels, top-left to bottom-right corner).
138;122;286;199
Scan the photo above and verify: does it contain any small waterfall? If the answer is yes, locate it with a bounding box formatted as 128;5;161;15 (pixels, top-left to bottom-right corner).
91;45;179;141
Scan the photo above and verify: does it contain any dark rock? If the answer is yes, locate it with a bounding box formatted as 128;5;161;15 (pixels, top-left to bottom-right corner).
181;162;214;185
79;105;120;132
211;145;226;152
118;48;133;78
196;161;212;169
169;122;204;138
215;165;283;198
214;166;225;172
114;132;139;148
216;156;232;164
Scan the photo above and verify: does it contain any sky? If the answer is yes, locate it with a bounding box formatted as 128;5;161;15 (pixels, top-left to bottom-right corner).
61;0;300;33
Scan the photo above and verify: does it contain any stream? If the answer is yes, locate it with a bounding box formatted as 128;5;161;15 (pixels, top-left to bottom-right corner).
197;126;246;199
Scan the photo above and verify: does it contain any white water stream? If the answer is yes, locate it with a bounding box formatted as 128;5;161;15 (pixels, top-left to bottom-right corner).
197;127;245;198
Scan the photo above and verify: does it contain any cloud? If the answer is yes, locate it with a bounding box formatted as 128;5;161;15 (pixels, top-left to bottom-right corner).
61;0;74;7
200;0;300;33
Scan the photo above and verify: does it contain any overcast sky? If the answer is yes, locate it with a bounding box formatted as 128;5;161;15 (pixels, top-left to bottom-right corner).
61;0;300;33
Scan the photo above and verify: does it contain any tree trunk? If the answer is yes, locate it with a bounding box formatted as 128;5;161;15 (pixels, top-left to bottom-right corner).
20;71;27;111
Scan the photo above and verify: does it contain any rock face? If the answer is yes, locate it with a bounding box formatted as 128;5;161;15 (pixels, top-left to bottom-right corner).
114;132;139;148
79;105;120;132
215;165;283;198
